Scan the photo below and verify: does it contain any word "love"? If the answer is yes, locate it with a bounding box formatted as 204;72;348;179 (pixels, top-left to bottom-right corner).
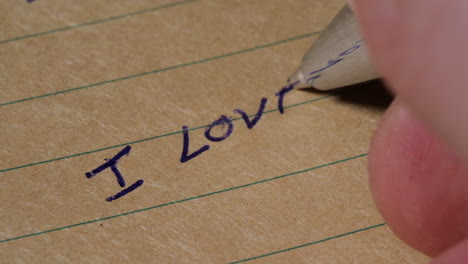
180;85;294;163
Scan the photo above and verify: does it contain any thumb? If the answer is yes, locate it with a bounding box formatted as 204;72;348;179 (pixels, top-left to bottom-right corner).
351;0;468;162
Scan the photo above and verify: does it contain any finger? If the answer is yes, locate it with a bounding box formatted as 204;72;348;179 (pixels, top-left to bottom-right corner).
431;237;468;264
352;0;468;162
368;99;468;257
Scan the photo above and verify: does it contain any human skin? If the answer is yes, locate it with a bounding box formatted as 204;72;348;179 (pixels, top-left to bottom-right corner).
350;0;468;262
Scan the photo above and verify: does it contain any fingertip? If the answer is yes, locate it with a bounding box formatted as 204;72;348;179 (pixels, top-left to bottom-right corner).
369;100;468;257
431;238;468;264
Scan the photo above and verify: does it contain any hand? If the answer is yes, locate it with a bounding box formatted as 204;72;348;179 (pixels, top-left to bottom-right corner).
351;1;468;262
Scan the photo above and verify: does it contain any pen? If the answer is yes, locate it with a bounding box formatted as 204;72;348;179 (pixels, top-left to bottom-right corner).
288;4;379;90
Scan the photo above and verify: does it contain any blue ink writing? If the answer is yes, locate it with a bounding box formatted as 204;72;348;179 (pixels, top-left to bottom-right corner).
204;115;234;142
180;126;210;163
276;85;294;114
85;146;144;201
180;84;295;163
234;97;267;129
180;43;366;165
81;40;367;202
105;180;144;202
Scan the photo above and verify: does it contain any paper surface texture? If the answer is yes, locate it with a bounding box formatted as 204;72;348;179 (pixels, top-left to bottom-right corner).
1;0;427;263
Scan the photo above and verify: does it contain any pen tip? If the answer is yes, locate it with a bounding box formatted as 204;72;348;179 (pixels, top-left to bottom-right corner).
287;71;308;89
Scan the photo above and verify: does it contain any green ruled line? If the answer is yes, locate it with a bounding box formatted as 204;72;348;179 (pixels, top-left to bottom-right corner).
0;93;339;174
228;223;387;264
0;153;368;243
0;0;197;45
0;31;321;107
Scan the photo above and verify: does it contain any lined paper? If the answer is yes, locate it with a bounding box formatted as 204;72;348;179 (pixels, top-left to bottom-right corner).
1;0;429;262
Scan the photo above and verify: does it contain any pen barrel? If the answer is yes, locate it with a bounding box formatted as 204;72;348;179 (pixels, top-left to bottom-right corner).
289;5;379;90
